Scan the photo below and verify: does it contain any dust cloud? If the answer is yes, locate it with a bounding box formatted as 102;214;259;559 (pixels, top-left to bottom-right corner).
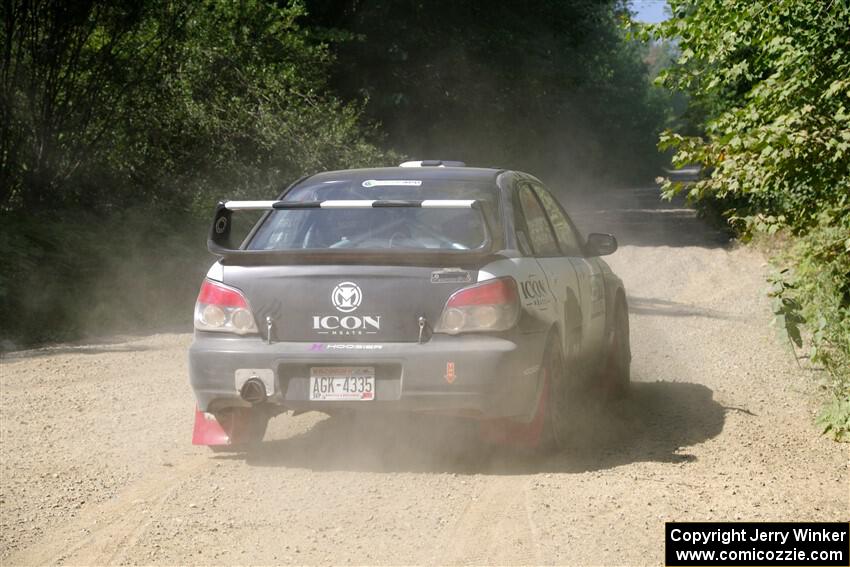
3;185;846;566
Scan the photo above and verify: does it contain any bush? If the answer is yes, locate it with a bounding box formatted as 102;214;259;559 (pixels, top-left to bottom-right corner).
647;0;850;439
769;209;850;440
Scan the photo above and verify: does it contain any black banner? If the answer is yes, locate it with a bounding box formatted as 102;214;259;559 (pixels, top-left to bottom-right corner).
666;522;849;566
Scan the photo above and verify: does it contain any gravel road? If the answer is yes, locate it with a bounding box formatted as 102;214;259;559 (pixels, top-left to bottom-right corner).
2;187;847;566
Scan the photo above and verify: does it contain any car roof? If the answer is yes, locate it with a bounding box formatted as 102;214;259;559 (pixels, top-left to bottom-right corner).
301;166;506;186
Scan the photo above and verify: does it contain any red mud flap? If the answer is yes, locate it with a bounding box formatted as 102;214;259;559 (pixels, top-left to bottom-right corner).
192;406;231;446
192;406;263;447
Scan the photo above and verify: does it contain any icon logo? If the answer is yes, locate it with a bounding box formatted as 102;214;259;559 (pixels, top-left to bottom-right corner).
331;282;362;313
520;278;550;307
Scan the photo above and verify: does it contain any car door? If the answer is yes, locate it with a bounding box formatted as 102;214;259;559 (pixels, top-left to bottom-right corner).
515;182;583;360
531;183;607;359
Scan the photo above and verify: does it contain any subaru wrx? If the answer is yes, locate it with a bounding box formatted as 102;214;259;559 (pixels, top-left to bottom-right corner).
189;161;630;451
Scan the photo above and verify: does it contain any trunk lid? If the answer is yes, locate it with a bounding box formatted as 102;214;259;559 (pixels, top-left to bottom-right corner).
224;264;478;342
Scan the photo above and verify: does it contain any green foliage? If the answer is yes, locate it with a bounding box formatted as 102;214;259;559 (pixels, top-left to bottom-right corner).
145;0;395;207
767;270;804;349
816;397;850;442
771;211;850;398
648;0;850;438
0;0;393;214
651;0;850;227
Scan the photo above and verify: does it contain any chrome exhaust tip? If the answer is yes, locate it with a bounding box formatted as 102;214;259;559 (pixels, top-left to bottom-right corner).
240;378;267;404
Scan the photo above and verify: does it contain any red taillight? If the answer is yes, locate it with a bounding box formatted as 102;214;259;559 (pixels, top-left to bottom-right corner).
197;279;249;308
446;277;518;307
436;277;520;334
194;279;258;335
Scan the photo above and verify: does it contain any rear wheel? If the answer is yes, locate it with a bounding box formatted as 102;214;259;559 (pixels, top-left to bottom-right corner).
478;336;575;452
602;297;630;399
540;338;579;451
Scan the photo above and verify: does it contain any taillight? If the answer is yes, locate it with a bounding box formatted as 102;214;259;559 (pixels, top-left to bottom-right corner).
194;279;258;335
435;277;520;334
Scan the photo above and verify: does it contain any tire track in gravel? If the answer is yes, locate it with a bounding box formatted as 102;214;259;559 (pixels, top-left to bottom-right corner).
435;476;542;566
11;456;210;566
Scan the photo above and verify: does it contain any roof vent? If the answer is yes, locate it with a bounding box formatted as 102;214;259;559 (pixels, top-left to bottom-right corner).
399;160;466;168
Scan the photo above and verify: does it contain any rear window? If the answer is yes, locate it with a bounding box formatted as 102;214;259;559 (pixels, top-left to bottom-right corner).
247;178;501;252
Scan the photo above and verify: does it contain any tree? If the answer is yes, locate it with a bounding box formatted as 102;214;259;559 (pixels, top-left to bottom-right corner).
0;0;391;214
0;1;183;210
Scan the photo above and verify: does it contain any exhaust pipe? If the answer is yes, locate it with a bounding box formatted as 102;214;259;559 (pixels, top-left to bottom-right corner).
240;378;267;404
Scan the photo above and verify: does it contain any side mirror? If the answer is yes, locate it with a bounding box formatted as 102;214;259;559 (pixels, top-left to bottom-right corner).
586;233;618;256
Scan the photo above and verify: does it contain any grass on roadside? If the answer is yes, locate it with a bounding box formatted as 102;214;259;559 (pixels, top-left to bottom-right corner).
760;214;850;442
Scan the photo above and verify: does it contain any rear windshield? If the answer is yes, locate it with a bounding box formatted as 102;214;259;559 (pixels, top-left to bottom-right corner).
247;178;501;252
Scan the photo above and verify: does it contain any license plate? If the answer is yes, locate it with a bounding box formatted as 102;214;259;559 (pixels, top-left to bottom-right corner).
309;367;375;401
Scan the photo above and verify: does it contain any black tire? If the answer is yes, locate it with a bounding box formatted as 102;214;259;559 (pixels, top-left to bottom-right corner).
540;337;577;452
603;297;631;399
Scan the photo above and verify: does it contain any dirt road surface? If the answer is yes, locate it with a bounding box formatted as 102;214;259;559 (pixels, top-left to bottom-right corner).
2;187;847;565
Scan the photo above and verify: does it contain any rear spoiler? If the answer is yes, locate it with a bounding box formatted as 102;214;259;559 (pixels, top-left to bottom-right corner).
208;199;496;266
222;199;477;210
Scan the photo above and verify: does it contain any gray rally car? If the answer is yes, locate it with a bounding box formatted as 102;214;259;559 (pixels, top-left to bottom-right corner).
189;161;630;451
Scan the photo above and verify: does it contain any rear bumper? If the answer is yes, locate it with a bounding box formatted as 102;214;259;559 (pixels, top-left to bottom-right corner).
188;331;546;420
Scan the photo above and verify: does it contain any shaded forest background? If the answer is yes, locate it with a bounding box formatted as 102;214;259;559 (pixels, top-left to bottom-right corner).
1;0;672;345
